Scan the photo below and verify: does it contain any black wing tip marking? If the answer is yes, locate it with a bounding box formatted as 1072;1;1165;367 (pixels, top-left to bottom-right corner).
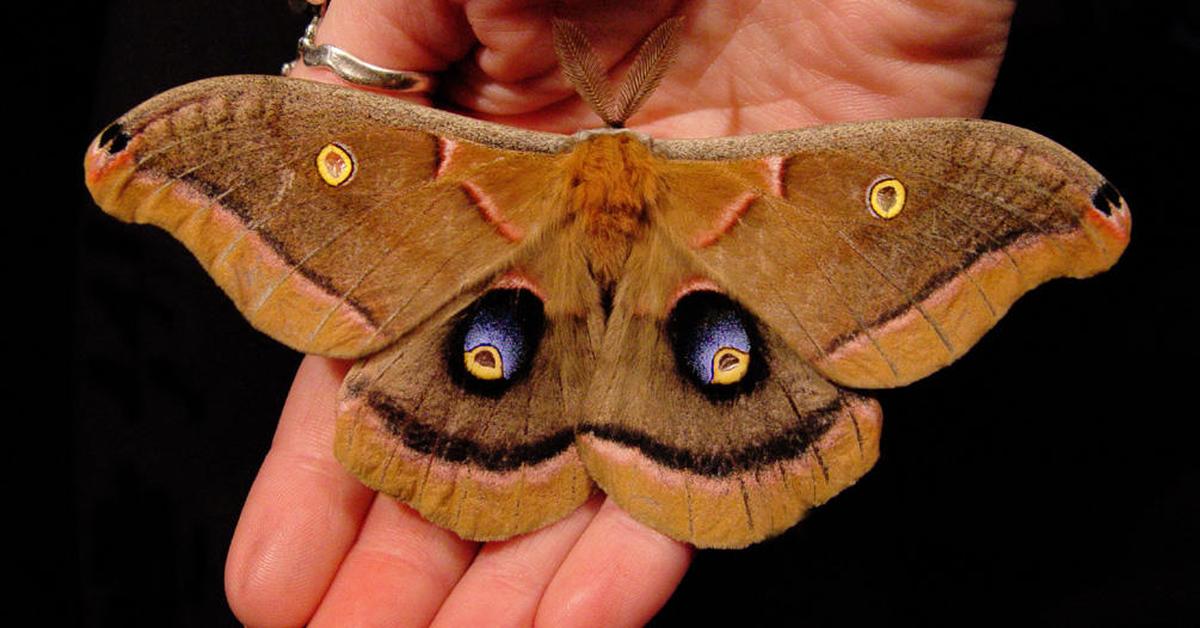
98;122;131;154
1091;180;1123;217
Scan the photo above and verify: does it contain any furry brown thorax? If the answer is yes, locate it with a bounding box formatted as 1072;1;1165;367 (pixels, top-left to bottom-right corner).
562;132;660;287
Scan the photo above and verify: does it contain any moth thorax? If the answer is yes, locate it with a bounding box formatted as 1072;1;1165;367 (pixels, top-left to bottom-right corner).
564;134;659;224
563;133;660;286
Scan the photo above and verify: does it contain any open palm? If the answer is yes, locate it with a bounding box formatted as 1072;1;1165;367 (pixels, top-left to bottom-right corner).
224;1;1014;625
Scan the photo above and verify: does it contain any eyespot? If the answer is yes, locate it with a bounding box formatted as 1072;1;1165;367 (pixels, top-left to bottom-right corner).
316;143;355;186
452;289;545;392
464;345;504;380
710;347;750;384
667;291;762;395
867;176;906;219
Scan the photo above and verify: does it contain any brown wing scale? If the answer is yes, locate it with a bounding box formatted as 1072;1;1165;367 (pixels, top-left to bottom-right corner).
654;119;1130;388
335;223;603;541
576;230;881;548
84;26;1131;548
85;76;570;359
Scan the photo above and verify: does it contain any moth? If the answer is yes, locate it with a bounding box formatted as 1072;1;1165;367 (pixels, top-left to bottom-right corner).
83;19;1130;548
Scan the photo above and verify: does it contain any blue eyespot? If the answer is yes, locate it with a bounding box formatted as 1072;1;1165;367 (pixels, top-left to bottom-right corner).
667;291;758;391
455;289;544;387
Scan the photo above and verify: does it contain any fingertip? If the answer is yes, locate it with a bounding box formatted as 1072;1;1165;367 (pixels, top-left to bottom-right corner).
535;499;693;627
431;495;605;627
308;496;480;627
224;356;372;626
267;356;351;452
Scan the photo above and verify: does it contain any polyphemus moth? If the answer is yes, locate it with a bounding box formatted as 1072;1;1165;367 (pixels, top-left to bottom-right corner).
83;19;1129;548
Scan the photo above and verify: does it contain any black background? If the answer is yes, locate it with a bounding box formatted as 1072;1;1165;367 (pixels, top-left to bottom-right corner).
27;0;1198;625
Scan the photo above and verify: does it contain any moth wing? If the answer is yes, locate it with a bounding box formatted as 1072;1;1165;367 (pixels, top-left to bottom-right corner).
336;234;599;540
576;230;881;549
84;75;571;358
653;119;1130;388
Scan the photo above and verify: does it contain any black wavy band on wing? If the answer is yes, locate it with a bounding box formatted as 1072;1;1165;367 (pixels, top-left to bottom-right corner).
822;222;1078;355
179;173;380;329
359;388;844;477
118;98;380;331
360;389;574;473
582;396;842;477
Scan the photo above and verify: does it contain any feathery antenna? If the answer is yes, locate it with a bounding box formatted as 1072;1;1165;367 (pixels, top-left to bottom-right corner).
552;17;683;127
611;17;683;125
552;19;619;126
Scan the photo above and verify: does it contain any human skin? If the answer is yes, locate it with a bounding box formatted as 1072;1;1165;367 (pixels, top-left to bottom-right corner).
222;1;1014;625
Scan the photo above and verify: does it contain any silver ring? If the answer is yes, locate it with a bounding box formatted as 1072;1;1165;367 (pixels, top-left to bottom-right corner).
282;7;437;93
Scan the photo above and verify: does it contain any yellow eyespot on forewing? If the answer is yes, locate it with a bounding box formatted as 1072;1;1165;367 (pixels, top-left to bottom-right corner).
867;176;906;219
464;345;504;380
710;347;750;385
316;143;355;186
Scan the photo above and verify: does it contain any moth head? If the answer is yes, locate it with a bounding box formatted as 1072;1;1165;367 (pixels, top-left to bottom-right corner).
667;289;767;400
450;288;546;396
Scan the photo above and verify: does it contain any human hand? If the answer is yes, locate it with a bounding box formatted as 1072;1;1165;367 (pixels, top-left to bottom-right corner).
223;1;1014;625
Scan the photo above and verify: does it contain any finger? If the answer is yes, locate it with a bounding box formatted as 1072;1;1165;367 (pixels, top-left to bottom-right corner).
289;0;475;103
535;498;693;627
468;2;670;82
307;495;479;627
444;3;674;128
430;495;605;626
225;356;371;627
